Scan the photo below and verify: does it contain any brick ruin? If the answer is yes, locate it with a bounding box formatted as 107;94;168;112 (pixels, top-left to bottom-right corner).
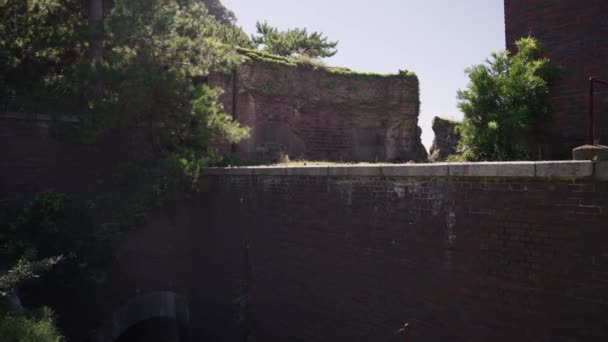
505;0;608;159
209;58;428;163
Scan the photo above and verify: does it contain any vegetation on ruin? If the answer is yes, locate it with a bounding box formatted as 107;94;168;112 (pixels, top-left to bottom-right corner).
251;21;338;58
454;37;557;161
238;47;417;80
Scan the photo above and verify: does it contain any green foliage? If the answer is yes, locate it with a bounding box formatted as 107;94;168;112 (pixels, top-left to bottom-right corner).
74;0;250;148
251;21;338;58
456;37;556;161
197;0;237;25
0;258;63;297
0;191;110;289
0;0;85;113
1;0;250;158
0;308;64;342
238;47;417;80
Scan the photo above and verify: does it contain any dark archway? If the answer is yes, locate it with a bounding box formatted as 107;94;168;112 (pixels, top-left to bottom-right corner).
93;292;190;342
115;317;188;342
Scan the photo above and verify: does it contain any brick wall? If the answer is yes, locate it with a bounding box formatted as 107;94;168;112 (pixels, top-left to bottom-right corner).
4;118;608;341
201;164;608;341
505;0;608;159
209;62;427;163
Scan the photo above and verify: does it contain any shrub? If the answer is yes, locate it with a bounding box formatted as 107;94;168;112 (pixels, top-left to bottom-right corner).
0;308;64;342
456;37;557;161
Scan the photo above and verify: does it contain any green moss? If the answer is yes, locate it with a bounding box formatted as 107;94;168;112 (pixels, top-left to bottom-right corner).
236;48;418;80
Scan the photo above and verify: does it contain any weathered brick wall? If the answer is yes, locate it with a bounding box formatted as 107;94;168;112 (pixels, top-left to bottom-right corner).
209;62;427;163
202;164;608;342
505;0;608;158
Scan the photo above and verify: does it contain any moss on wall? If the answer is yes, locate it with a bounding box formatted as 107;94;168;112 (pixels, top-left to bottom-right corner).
236;48;418;81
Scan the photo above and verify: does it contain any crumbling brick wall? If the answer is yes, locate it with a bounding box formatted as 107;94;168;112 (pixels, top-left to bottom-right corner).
209;61;427;163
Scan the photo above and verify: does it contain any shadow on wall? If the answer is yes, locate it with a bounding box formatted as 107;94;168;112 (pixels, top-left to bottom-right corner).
92;291;190;342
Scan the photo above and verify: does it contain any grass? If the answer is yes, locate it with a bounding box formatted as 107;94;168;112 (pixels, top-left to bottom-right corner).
236;48;418;80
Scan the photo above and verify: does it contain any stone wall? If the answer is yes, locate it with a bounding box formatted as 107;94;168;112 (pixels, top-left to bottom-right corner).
209;60;427;163
505;0;608;159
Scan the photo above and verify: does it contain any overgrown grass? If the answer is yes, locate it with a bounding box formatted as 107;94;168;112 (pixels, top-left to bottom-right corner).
236;48;417;80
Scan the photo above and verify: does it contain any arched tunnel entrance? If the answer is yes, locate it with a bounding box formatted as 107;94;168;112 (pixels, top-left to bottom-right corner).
115;317;189;342
94;292;191;342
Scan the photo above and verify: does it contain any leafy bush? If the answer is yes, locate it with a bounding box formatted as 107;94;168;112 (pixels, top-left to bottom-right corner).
0;308;64;342
455;37;556;161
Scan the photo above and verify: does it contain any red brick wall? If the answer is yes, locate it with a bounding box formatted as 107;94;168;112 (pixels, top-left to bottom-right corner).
505;0;608;158
204;173;608;342
210;62;427;163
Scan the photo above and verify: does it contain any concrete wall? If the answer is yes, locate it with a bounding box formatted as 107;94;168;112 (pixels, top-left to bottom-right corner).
209;62;427;163
505;0;608;159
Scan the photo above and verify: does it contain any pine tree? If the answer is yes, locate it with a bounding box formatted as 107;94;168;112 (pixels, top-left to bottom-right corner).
252;21;338;58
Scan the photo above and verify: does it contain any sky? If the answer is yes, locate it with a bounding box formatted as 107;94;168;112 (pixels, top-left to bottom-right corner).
222;0;506;150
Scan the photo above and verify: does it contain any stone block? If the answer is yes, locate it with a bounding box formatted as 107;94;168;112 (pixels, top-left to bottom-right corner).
594;161;608;181
251;167;287;176
535;161;593;178
225;167;254;176
572;145;608;161
449;162;535;177
285;166;328;176
328;165;382;177
382;164;449;177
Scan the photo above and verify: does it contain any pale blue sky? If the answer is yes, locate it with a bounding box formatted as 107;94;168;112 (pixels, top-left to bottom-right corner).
222;0;506;150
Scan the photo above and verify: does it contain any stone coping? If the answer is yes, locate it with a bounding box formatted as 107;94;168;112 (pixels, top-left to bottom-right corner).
1;111;79;123
204;161;608;180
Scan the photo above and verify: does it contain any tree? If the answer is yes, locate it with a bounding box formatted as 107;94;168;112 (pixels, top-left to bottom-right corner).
199;0;236;25
0;0;85;113
455;37;556;161
1;0;250;170
251;21;338;58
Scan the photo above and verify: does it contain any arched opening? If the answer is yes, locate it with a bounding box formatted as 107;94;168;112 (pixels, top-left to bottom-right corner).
114;317;189;342
94;292;190;342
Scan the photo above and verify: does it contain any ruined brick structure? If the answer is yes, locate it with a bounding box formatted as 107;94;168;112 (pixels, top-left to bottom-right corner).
429;116;461;161
209;60;427;163
505;0;608;159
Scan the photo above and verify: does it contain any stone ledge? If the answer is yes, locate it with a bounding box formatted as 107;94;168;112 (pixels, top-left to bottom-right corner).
382;164;449;177
448;162;535;177
1;111;79;123
203;161;598;179
535;161;593;178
